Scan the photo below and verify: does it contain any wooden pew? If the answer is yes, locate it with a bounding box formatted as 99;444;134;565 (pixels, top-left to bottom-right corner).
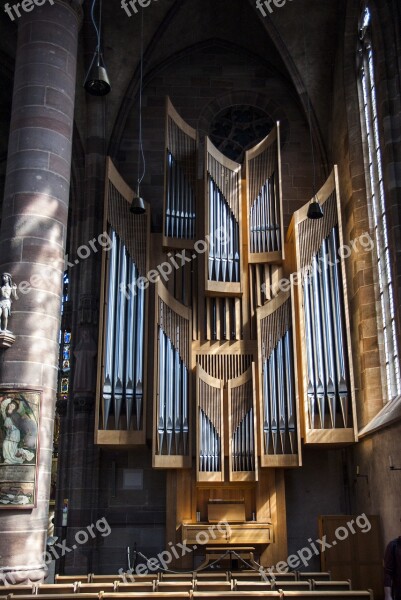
234;580;274;591
195;581;232;592
274;582;312;591
118;574;158;583
196;573;228;580
115;581;155;593
101;594;192;600
77;583;115;594
0;585;34;596
280;591;373;600
157;581;194;593
91;575;121;583
6;595;98;600
298;573;331;582
161;573;194;581
55;575;90;584
312;582;352;592
193;592;281;600
230;573;263;581
37;584;77;594
266;574;297;582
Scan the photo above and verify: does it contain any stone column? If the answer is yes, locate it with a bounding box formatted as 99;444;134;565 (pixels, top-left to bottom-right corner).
0;0;82;584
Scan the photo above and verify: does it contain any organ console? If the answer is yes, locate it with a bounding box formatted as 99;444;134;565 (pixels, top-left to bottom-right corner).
95;101;358;566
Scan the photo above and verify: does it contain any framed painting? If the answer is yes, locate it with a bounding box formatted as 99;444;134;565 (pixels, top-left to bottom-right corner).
0;389;41;509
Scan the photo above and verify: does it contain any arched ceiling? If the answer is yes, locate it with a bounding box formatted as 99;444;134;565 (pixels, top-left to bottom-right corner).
0;0;346;181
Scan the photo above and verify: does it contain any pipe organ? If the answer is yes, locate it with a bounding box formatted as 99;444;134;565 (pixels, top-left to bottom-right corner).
205;139;242;294
95;99;358;564
153;282;191;468
96;158;150;445
246;125;284;264
257;290;301;467
288;167;357;444
163;97;197;249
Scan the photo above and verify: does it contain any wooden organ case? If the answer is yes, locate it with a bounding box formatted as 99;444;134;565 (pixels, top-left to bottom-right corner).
95;100;358;568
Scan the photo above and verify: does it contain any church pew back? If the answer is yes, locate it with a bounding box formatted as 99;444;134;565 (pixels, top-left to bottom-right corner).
161;574;193;581
6;595;98;600
101;594;191;600
192;592;281;600
195;581;232;591
0;586;34;596
77;583;115;593
119;574;158;583
274;582;312;591
115;582;155;593
91;575;120;583
157;582;193;592
281;591;373;600
298;573;331;581
312;582;352;592
37;584;77;594
235;580;273;591
55;575;89;584
196;572;229;580
230;573;263;581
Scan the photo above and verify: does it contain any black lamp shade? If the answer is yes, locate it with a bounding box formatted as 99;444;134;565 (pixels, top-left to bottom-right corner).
84;53;111;96
130;196;145;215
307;200;324;220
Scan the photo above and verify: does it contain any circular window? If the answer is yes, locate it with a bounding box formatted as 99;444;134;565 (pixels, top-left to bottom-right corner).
209;105;274;162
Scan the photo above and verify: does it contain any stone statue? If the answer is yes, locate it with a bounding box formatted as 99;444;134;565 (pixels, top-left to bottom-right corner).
0;273;18;332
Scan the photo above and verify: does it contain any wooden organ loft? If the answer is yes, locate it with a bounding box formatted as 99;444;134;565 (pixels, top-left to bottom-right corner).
95;98;358;567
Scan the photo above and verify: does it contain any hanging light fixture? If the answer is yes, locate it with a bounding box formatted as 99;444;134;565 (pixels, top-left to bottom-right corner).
303;23;323;220
307;196;324;219
130;194;145;214
130;10;146;215
84;0;111;96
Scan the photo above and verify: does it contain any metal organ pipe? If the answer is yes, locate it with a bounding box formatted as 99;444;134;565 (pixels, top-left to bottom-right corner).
262;321;297;456
157;302;189;457
165;149;196;241
125;261;138;430
102;229;145;432
303;228;350;431
208;176;240;283
103;229;118;430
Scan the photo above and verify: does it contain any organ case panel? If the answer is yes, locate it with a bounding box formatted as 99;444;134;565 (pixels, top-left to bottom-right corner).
196;365;225;482
289;167;357;444
205;138;242;296
228;364;258;482
96;157;150;445
163;97;197;250
153;281;192;468
257;288;302;467
245;123;284;264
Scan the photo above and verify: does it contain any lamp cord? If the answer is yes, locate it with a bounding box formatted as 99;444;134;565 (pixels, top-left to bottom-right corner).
303;22;317;199
137;9;146;195
84;0;102;83
91;0;101;52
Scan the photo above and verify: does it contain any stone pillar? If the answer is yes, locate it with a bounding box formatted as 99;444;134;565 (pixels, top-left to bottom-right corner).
0;0;82;584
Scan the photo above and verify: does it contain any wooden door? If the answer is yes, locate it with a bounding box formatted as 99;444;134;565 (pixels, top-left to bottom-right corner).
319;515;383;599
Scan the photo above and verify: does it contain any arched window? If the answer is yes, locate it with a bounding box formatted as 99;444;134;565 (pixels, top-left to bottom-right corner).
358;4;400;401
